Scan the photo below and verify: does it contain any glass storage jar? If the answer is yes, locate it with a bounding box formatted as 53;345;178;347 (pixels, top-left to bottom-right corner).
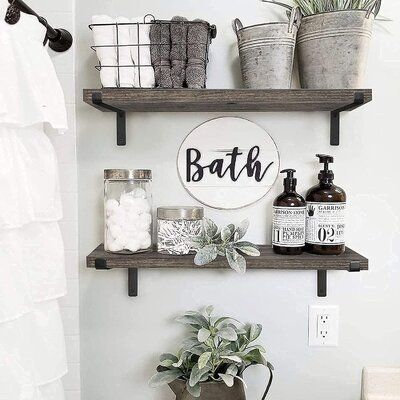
104;169;152;254
157;207;204;255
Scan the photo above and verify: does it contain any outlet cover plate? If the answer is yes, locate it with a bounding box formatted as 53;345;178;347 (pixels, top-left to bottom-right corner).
309;305;339;347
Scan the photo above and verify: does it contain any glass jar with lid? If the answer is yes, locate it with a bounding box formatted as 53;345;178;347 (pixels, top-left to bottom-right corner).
157;207;204;255
104;169;152;254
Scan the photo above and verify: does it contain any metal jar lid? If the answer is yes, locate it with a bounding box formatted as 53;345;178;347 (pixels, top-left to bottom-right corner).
104;169;152;180
157;206;204;221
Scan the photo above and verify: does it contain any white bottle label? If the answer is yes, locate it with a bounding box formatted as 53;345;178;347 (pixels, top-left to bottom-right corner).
272;207;306;247
306;202;346;245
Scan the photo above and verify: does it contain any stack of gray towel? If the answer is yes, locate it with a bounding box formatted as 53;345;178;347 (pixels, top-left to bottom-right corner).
149;17;211;89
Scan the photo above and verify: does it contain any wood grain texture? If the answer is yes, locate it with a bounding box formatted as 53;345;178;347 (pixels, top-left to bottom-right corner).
87;244;368;271
83;88;372;113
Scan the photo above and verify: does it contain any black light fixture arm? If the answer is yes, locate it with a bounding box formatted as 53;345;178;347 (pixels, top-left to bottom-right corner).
5;0;73;52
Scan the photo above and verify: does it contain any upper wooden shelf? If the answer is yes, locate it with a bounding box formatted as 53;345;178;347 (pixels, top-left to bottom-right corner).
83;88;372;146
83;88;372;113
87;244;368;298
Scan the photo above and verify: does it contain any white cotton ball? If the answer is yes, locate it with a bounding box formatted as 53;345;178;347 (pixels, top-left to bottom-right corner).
105;199;119;216
132;198;151;214
120;193;136;209
125;224;139;237
107;240;124;252
137;231;150;242
132;187;147;199
108;223;123;239
125;212;140;226
137;213;152;231
107;208;126;226
116;235;129;248
123;230;138;245
105;232;114;248
127;239;140;253
140;233;152;250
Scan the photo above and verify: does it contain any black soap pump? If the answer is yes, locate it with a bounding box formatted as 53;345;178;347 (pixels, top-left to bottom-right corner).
272;169;306;255
305;154;347;255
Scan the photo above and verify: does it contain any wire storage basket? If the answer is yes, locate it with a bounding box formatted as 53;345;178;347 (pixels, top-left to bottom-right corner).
89;14;217;89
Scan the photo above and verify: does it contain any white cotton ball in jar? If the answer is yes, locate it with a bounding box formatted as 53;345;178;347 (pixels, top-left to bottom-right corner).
126;239;140;253
105;199;119;216
105;231;114;248
108;223;123;240
124;213;140;228
107;240;124;252
125;211;141;227
137;212;152;231
139;232;152;250
132;187;147;199
132;198;151;214
137;230;150;242
124;228;139;244
120;193;136;209
115;235;129;249
107;206;126;226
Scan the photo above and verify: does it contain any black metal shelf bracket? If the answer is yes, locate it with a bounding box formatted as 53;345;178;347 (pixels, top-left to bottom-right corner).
317;260;363;297
128;268;138;297
317;270;327;298
94;259;362;298
330;92;365;146
349;261;361;272
92;92;126;146
94;258;138;297
94;258;110;270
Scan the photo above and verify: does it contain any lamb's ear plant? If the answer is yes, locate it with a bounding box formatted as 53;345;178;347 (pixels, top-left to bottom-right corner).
149;306;274;398
191;218;260;274
262;0;381;16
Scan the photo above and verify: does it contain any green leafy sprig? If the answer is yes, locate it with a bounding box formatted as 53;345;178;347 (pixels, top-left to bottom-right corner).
192;218;260;274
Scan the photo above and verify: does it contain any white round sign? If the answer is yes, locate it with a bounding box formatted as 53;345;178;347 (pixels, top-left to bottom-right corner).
177;117;280;210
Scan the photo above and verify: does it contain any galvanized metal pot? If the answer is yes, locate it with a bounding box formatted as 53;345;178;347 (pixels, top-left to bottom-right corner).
233;7;301;89
168;379;246;400
167;364;273;400
297;4;380;89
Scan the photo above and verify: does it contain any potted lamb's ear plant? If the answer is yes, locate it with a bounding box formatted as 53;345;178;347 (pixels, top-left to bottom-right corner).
263;0;382;88
149;306;274;400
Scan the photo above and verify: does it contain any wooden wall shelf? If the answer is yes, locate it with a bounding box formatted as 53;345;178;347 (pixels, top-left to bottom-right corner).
87;244;368;298
83;88;372;146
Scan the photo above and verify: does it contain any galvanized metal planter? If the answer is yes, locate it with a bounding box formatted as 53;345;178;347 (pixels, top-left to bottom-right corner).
168;379;246;400
167;363;273;400
233;7;301;89
297;9;376;89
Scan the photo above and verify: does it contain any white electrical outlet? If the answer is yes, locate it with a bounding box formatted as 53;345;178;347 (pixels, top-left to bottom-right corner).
308;305;339;347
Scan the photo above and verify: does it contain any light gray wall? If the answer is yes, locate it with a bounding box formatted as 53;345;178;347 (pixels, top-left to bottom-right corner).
76;1;400;400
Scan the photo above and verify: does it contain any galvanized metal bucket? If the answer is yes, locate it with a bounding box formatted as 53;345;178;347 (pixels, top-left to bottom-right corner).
168;379;246;400
297;1;381;89
167;363;273;400
233;7;301;89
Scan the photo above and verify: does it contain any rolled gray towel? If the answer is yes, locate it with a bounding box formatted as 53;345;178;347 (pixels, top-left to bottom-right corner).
170;16;188;88
150;21;173;88
186;19;209;89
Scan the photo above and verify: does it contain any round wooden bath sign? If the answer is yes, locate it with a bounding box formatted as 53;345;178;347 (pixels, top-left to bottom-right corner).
177;117;280;210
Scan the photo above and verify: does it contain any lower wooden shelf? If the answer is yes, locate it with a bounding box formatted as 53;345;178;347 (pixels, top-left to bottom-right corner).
86;244;368;298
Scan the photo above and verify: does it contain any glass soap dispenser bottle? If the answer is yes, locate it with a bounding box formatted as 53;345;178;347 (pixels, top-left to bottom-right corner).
305;154;346;255
272;169;306;255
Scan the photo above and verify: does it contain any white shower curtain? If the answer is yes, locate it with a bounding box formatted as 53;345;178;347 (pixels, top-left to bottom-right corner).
0;1;69;399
